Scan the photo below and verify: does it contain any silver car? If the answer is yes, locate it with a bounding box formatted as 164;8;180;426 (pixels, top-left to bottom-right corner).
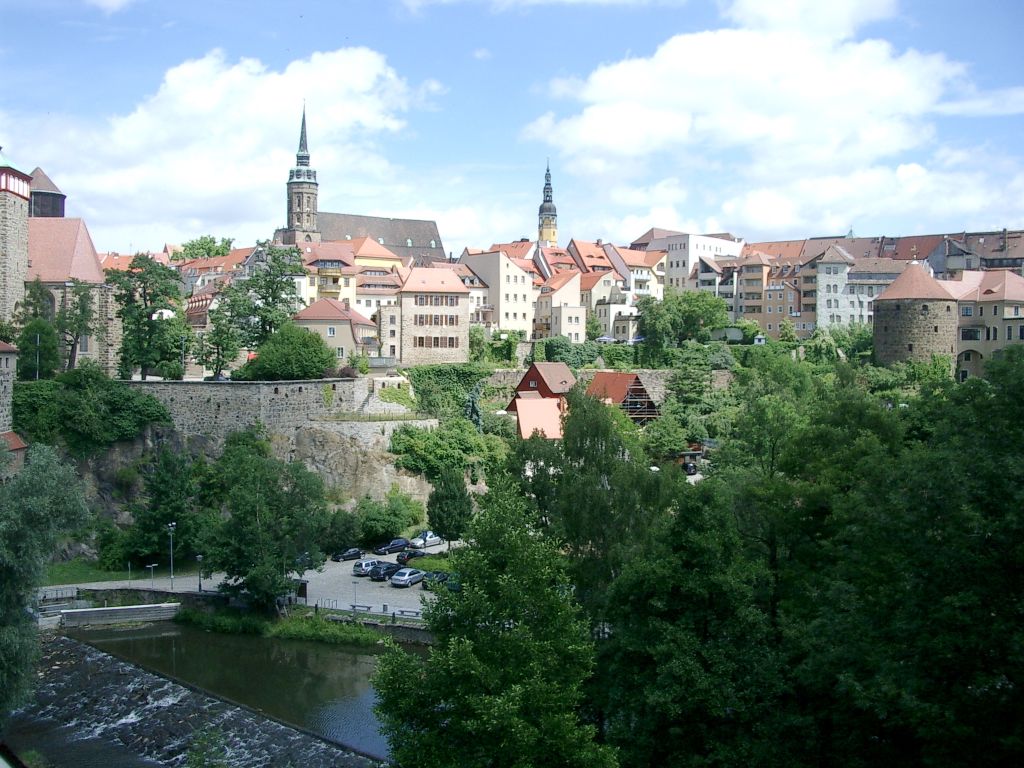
352;558;382;576
409;530;443;549
390;568;425;587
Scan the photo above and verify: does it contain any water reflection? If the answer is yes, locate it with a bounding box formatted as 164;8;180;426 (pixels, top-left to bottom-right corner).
71;623;390;760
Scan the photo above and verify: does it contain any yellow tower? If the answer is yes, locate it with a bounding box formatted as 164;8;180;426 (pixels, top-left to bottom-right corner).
537;162;558;247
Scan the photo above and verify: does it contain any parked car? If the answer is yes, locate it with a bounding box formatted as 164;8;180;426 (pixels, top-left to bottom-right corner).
331;547;363;562
683;461;699;476
409;530;443;549
444;574;463;593
390;568;426;588
397;549;427;566
421;571;449;591
370;562;402;582
373;538;411;555
352;558;382;576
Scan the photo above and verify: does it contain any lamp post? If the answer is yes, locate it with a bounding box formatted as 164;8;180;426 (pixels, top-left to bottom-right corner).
352;581;358;615
146;563;157;590
167;522;176;591
196;554;203;593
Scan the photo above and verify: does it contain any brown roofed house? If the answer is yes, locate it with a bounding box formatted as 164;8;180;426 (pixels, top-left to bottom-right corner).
507;362;576;413
585;371;659;425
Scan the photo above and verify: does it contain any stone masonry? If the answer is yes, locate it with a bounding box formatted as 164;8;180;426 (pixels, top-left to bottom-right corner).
0;185;28;320
874;298;958;366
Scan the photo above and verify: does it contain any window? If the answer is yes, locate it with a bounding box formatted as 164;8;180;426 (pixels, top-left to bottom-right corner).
389;316;395;325
962;305;973;317
79;335;90;353
336;347;345;358
389;329;396;338
963;351;973;361
328;327;336;337
529;380;538;388
406;238;413;247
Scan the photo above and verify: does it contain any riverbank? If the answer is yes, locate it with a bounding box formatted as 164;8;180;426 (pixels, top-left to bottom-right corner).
4;634;385;768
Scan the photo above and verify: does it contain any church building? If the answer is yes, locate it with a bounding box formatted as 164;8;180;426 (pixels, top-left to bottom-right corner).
273;111;447;266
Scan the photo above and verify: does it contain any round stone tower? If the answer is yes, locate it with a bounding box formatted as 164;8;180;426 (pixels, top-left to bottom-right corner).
873;262;957;366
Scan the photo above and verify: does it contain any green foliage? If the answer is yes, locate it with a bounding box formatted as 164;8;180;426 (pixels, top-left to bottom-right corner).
321;508;360;553
175;607;269;635
16;317;60;380
195;300;242;378
0;318;16;344
354;486;424;544
1;444;90;718
390;417;508;482
404;363;492;418
232;322;334;381
489;329;523;364
540;335;604;369
373;476;617;768
184;727;230;768
15;278;55;324
637;288;730;365
218;243;304;348
597;342;636;370
180;235;233;261
778;316;798;342
200;427;331;611
427;466;472;545
585;311;603;341
105;253;183;379
377;384;416;410
12;362;171;457
347;350;370;375
175;607;383;647
54;278;98;371
468;324;488;362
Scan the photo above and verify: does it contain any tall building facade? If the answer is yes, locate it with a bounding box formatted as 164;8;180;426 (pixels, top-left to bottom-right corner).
0;152;30;321
538;163;558;247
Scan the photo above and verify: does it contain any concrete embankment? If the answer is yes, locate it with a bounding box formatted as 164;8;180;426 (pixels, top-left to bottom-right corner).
6;635;384;768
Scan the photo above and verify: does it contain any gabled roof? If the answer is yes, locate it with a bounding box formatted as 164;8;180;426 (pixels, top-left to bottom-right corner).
318;213;445;265
889;235;945;261
580;271;621;291
541;271;578;292
742;240;805;260
525;362;576;394
585;372;639;404
1;432;28;452
294;298;376;325
0;341;17;353
400;267;470;293
28;218;104;283
817;245;855;264
179;247;254;274
802;237;884;261
938;269;1024;303
630;227;683;249
515;398;563;440
488;240;535;259
875;262;954;301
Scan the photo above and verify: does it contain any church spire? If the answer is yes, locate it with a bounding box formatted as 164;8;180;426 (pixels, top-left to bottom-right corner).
538;161;558;247
296;107;310;167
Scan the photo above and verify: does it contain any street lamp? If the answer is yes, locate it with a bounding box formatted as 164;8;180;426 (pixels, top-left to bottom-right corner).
146;563;157;590
196;554;203;593
352;580;358;615
167;522;176;591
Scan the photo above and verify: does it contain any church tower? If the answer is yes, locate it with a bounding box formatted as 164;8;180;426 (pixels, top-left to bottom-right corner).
538;162;558;247
283;108;320;245
0;149;30;321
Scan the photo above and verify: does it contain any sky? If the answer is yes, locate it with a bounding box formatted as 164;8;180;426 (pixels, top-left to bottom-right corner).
1;0;1023;258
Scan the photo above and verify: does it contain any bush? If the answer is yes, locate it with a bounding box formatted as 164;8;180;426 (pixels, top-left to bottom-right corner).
175;607;269;635
232;323;334;381
322;508;361;553
378;385;416;410
269;615;380;646
390;417;508;482
405;363;492;418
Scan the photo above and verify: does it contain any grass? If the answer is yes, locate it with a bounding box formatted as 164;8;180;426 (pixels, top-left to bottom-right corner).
175;607;384;647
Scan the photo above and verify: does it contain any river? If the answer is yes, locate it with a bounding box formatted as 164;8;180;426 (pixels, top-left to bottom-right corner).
3;623;395;766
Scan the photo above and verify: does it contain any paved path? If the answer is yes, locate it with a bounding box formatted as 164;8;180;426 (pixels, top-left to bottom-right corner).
44;544;448;618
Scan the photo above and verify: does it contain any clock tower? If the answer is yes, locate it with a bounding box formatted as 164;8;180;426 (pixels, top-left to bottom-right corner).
537;162;558;247
282;108;320;245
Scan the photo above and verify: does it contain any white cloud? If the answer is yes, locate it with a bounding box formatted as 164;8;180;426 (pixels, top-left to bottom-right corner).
401;0;689;11
6;47;427;252
472;48;492;60
524;1;1024;239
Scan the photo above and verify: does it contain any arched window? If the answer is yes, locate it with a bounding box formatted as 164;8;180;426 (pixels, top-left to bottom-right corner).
406;238;413;247
430;240;436;248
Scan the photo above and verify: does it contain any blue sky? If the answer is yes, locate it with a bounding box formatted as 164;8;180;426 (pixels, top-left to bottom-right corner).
1;0;1022;257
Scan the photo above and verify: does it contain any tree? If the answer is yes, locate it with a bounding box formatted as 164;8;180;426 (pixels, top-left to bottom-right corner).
14;278;54;325
467;324;488;363
778;317;797;343
201;428;330;611
105;254;183;379
637;289;729;365
427;466;472;547
54;279;97;371
1;445;90;720
220;244;304;348
16;318;60;380
180;235;233;262
195;300;242;378
373;476;617;768
233;322;334;381
586;311;603;341
122;447;202;565
602;481;786;766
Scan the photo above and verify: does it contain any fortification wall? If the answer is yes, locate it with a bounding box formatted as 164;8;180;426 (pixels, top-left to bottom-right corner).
874;299;957;366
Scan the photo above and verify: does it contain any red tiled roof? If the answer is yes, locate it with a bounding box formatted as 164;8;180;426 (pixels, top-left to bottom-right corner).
28;218;104;283
401;267;470;293
875;262;954;301
542;271;577;292
529;362;576;393
890;235;945;261
1;431;28;452
516;398;563;439
0;340;17;352
743;240;805;260
294;298;376;325
489;240;534;259
939;269;1024;303
585;372;638;404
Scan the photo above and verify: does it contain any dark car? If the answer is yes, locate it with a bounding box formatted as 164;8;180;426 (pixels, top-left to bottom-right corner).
683;461;698;476
373;538;411;555
396;549;427;566
331;547;363;562
369;562;402;582
421;571;449;591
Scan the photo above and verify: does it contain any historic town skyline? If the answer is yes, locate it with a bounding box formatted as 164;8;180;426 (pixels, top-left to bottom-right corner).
1;0;1022;256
